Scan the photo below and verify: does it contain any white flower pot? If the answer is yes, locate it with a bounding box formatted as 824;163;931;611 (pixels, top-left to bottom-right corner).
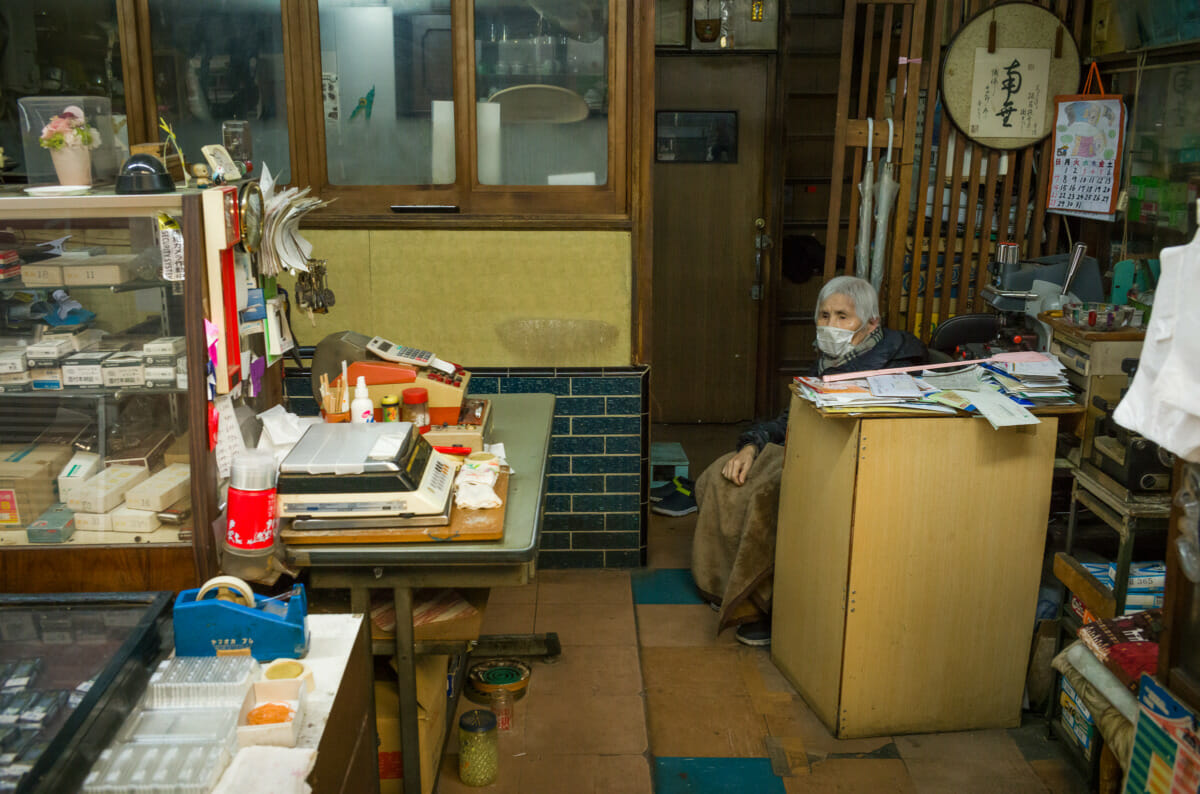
50;146;92;186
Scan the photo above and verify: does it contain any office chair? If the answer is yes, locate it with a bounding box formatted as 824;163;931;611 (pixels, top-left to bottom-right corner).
928;313;1001;356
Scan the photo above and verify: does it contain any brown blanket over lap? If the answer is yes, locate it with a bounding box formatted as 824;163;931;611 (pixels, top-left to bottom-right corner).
690;443;785;634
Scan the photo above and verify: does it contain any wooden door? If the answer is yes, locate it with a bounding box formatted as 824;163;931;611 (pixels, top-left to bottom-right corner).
653;56;769;422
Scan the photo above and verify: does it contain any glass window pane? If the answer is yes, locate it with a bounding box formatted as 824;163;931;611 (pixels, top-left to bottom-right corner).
475;0;608;186
318;0;454;186
147;0;289;183
0;1;126;183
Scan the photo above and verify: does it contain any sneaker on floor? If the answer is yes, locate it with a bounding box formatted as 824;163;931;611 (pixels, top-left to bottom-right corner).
649;476;694;502
650;488;697;516
735;619;771;647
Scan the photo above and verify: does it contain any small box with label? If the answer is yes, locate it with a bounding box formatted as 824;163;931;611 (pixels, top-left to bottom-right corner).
26;503;76;544
58;451;102;504
25;338;76;368
74;510;113;532
68;465;149;514
0;370;32;393
101;353;145;388
30;366;63;391
43;327;105;353
143;337;186;365
125;463;191;511
62;351;112;388
111;504;162;534
145;357;184;388
0;349;27;374
19;263;64;287
61;255;136;286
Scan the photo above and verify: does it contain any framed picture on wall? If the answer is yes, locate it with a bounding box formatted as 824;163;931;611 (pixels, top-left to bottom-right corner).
656;0;689;47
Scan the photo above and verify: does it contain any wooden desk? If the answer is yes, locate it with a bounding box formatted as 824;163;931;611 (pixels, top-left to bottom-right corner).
284;393;553;794
771;393;1058;738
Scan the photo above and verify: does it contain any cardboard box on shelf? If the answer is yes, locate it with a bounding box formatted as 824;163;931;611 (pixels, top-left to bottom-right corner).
101;353;145;388
19;263;64;287
110;504;161;534
62;351;112;388
124;463;190;511
26;503;76;543
75;510;114;532
61;255;137;286
67;465;148;514
376;654;449;794
57;451;102;504
0;350;26;374
0;464;54;528
105;432;173;473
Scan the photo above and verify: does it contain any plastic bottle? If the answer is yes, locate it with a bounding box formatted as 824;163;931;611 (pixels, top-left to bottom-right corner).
350;375;375;423
401;387;430;433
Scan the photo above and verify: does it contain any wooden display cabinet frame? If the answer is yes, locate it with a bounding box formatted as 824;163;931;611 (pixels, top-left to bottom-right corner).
0;192;220;594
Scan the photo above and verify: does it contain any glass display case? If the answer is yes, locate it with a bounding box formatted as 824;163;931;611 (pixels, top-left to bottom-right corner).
0;591;172;794
0;191;217;594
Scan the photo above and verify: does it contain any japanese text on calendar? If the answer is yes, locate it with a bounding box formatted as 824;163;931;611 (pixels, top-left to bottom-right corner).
1048;156;1117;213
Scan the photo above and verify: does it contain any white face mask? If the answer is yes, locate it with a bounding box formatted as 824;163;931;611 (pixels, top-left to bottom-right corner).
816;324;860;357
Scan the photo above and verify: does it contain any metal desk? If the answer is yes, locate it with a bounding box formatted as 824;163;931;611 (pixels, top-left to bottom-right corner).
285;393;553;794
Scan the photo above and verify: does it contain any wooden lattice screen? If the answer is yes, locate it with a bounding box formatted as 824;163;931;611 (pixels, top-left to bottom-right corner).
824;0;1088;341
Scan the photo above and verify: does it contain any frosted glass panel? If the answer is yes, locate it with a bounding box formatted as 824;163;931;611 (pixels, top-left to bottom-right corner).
475;0;608;186
319;0;454;186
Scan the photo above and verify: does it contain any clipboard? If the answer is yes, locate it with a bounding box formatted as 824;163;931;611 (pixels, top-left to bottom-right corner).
1047;62;1126;220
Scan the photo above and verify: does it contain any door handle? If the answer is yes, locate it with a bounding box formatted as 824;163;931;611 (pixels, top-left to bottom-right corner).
751;217;772;301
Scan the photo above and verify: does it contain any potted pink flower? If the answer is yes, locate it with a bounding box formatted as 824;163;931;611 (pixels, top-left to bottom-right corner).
39;105;101;186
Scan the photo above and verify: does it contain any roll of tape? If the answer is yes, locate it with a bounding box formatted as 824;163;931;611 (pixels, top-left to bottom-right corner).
466;452;497;464
196;575;256;607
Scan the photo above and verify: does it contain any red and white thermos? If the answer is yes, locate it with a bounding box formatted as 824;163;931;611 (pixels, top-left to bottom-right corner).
225;449;278;551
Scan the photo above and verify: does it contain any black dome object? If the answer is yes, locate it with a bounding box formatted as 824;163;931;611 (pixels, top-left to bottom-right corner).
115;153;176;194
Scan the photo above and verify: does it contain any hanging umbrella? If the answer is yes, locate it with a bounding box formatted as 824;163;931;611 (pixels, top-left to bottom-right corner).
855;117;874;281
871;118;900;294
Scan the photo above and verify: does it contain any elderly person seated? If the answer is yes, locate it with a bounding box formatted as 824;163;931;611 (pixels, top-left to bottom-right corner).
686;275;928;646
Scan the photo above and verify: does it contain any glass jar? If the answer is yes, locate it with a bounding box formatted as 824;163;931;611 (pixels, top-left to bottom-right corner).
488;688;513;731
458;709;498;786
401;387;431;433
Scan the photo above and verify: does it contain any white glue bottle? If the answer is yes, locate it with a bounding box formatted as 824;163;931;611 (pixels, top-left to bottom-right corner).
350;375;375;423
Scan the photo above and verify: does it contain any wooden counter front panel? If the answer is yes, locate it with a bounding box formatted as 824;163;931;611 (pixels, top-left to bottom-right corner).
838;415;1057;738
770;399;861;730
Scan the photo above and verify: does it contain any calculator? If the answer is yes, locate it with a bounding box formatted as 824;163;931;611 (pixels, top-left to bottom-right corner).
366;336;435;367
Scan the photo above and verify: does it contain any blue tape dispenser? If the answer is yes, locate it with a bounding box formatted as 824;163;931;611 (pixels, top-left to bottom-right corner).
174;576;309;660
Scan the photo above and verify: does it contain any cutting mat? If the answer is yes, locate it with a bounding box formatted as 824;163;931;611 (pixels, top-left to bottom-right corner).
280;473;508;545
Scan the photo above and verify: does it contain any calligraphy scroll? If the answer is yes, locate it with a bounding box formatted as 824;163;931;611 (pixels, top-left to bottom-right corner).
969;48;1051;140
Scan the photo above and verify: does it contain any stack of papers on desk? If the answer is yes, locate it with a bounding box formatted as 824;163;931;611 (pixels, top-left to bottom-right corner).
793;351;1076;429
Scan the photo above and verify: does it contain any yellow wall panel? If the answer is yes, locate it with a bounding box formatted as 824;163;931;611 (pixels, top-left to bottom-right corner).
284;229;632;367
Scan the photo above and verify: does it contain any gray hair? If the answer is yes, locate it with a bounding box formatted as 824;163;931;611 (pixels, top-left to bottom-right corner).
814;276;880;324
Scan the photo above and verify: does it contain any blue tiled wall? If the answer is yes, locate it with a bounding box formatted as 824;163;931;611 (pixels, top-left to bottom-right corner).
467;367;649;569
283;363;649;569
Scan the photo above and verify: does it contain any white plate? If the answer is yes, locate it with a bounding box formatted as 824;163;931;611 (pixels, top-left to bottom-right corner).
24;185;91;196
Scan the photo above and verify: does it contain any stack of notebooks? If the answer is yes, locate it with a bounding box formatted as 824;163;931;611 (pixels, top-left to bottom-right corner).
794;351;1076;429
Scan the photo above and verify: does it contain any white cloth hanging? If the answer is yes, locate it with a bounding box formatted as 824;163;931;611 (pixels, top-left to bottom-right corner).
1113;225;1200;462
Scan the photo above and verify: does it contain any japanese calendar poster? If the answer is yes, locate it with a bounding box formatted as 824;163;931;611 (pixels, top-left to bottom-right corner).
1048;96;1125;217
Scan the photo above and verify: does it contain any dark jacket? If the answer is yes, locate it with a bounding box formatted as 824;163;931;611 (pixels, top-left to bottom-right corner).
735;327;929;452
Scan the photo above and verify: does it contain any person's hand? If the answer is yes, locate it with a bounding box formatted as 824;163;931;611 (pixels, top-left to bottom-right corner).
721;445;758;485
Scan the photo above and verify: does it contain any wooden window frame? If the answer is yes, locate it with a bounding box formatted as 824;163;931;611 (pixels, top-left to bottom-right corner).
285;0;632;225
119;0;634;225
